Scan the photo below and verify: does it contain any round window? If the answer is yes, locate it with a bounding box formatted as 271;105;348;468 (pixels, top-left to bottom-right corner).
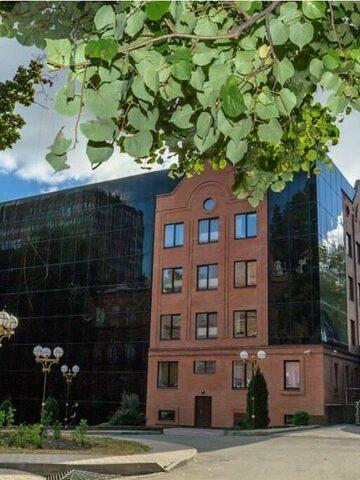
203;198;216;213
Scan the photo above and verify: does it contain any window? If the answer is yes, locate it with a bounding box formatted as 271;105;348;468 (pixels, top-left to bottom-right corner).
157;361;178;388
235;212;257;239
164;223;184;248
357;242;360;264
193;361;216;374
196;312;218;339
234;260;256;287
232;361;252;389
334;363;338;390
346;233;352;257
233;310;257;338
348;276;354;301
160;314;180;340
162;267;183;293
203;198;216;213
197;264;218;290
284;415;294;425
158;410;175;421
198;218;219;244
284;361;300;390
350;319;356;346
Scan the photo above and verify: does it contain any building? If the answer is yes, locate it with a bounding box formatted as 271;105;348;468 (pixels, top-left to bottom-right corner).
0;171;180;423
0;164;359;426
146;165;360;427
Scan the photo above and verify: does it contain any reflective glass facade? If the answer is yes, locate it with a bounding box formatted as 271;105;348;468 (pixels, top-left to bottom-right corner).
268;167;354;348
0;171;179;423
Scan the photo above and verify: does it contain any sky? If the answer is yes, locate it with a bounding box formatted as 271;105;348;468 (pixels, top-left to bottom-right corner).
0;37;360;203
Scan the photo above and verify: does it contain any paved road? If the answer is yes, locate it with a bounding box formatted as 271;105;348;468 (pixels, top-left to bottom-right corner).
126;425;360;480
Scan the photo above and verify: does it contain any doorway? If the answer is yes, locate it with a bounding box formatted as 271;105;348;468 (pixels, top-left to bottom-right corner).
194;396;212;428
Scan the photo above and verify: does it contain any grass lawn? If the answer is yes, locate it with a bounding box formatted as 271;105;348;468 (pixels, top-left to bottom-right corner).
0;432;149;455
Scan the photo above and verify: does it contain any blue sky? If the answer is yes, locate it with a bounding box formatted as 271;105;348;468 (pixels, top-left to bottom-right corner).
0;37;360;203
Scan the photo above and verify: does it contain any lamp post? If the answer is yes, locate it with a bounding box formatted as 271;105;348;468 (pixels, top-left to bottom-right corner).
0;311;19;347
33;345;64;422
239;350;267;428
61;364;80;429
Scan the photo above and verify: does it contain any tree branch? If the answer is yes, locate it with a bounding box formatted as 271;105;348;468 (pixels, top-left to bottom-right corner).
229;1;281;35
265;11;278;63
328;0;343;52
71;64;87;150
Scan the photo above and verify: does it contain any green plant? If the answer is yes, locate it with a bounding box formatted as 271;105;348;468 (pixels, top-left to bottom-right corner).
43;396;60;427
53;421;62;440
236;418;250;430
72;419;88;446
247;368;270;429
8;424;43;449
293;411;310;426
0;411;5;431
108;393;146;426
0;400;13;414
0;2;358;205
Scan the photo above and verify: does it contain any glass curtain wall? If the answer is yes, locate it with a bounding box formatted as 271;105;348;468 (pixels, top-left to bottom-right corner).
0;171;179;423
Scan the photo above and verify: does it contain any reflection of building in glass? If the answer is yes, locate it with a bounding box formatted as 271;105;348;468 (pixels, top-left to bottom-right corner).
0;171;179;423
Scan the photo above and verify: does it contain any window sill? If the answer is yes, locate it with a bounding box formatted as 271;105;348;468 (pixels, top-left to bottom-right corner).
164;245;184;249
282;389;304;396
157;386;178;389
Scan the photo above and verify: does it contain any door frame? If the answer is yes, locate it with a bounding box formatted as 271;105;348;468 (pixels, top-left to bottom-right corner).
194;395;212;428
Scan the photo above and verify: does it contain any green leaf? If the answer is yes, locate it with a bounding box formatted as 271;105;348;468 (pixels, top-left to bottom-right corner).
306;149;317;161
170;104;194;129
80;118;117;142
217;109;233;136
220;75;245;118
289;21;314;49
269;18;289;45
172;60;192;81
132;76;154;102
309;58;324;79
226;139;248;165
160;78;183;100
320;71;342;91
125;9;145;37
229;118;252;141
94;5;115;31
46;38;71;65
302;1;326;19
86;141;114;165
194;128;219;153
194;17;218;36
54;86;80;117
196;112;212;138
255;92;279;120
50;129;71;156
145;1;170;20
277;88;297;115
85;38;118;63
326;94;348;114
128;107;159;131
190;68;205;91
84;82;121;117
46;152;69;172
273;58;294;85
124;130;153;158
258;118;283;143
323;49;340;70
193;44;215;66
279;2;301;23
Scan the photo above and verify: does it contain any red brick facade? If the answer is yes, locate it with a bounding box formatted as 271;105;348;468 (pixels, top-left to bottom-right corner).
146;167;360;427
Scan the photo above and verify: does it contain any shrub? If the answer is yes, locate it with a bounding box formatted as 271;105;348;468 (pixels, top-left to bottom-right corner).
247;368;270;429
108;393;145;426
8;424;43;449
43;396;60;426
0;400;15;427
293;411;310;426
72;419;88;446
0;411;5;430
0;400;13;414
53;421;62;440
236;418;250;430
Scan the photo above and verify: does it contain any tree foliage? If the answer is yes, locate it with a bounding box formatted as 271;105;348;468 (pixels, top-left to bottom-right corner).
0;1;359;204
247;368;270;429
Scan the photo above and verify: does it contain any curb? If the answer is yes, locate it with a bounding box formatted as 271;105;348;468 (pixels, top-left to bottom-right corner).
225;425;321;436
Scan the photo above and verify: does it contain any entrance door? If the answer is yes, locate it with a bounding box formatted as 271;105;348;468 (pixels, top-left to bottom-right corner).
195;396;212;428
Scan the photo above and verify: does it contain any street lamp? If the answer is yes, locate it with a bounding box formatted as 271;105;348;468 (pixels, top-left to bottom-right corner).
239;350;267;428
33;345;64;422
0;311;19;347
61;364;80;429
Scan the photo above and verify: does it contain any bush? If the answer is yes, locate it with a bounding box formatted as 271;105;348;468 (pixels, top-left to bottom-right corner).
72;419;88;446
53;421;62;440
247;368;270;429
108;393;145;426
236;418;250;430
43;396;60;426
8;424;43;449
0;411;5;430
0;400;13;414
293;411;310;426
0;400;15;428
